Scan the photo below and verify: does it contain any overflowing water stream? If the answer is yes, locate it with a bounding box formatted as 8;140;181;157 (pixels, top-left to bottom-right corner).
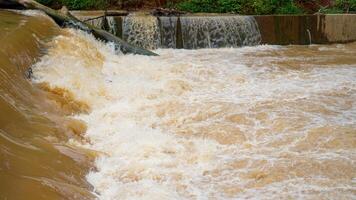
0;10;94;200
78;14;262;49
1;10;356;200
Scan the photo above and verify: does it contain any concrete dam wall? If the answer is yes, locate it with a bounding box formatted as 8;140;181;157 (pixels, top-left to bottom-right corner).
255;14;356;45
73;11;356;49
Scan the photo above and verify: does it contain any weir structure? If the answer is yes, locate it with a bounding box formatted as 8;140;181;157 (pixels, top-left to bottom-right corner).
73;11;356;49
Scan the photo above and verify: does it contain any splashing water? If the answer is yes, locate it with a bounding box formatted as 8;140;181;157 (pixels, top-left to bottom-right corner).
123;15;161;50
180;16;261;49
31;29;356;200
0;11;94;200
159;17;178;49
120;15;261;49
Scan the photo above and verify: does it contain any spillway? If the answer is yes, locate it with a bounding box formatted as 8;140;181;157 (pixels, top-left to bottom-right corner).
78;14;262;49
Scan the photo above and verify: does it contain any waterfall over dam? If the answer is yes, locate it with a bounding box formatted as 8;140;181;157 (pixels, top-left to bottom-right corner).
75;12;356;48
78;14;262;49
179;16;261;49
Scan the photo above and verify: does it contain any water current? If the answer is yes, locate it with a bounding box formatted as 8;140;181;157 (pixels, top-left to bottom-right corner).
31;29;356;199
1;9;355;200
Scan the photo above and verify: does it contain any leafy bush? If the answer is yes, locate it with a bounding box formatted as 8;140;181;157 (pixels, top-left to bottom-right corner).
334;0;356;12
36;0;107;10
318;0;356;13
319;6;344;14
175;0;304;14
61;0;106;10
177;0;221;13
275;2;304;14
35;0;355;13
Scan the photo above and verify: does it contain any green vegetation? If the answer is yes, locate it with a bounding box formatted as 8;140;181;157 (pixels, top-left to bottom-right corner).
37;0;107;10
36;0;356;14
61;0;106;10
174;0;303;14
171;0;356;14
319;0;356;13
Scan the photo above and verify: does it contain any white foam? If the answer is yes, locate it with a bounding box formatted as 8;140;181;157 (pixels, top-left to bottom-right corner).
32;30;356;199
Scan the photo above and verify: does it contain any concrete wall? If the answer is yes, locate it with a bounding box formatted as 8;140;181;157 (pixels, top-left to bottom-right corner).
324;14;356;43
73;11;356;46
254;14;356;45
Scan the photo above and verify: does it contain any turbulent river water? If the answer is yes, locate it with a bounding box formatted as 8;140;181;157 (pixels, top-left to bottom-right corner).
1;10;356;200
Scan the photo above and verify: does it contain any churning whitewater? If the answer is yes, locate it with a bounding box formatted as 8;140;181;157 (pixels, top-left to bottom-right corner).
31;29;356;199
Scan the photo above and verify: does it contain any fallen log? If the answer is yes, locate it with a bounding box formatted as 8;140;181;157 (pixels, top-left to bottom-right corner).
1;0;158;56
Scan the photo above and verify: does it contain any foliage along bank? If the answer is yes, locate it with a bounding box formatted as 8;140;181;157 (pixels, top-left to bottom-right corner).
172;0;356;14
36;0;356;14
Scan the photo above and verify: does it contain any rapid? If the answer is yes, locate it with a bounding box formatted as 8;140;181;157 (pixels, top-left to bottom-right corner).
0;10;95;200
1;10;356;200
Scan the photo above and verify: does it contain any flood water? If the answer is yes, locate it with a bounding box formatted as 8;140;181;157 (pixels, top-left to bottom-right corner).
1;10;356;200
0;10;94;200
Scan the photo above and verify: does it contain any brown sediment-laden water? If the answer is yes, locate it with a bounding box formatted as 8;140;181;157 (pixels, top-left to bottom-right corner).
0;10;94;199
1;10;356;200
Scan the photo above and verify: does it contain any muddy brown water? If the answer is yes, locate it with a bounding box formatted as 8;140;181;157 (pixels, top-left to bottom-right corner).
1;9;355;200
0;10;94;200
